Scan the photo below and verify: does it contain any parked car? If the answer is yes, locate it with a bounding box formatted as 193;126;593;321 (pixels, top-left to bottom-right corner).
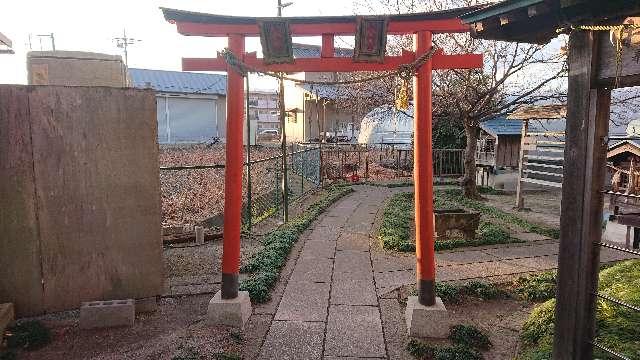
257;129;279;141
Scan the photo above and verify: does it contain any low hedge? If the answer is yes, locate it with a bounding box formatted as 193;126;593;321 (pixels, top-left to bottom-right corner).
239;186;354;303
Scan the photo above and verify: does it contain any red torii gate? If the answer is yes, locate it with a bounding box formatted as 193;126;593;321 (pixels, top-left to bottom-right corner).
162;7;482;314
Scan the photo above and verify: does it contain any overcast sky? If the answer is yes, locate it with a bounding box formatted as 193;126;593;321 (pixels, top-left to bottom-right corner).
0;0;359;89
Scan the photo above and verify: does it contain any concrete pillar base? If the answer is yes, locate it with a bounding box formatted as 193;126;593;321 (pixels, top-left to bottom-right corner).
405;296;449;338
207;290;252;329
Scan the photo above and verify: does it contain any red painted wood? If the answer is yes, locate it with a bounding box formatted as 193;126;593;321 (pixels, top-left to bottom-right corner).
321;34;335;58
182;53;482;72
175;18;469;37
413;31;436;288
221;34;245;278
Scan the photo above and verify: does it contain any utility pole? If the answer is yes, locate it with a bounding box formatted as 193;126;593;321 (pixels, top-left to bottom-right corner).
113;29;140;67
277;0;293;222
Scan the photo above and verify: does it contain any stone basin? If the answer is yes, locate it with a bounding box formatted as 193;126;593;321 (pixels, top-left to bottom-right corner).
434;209;480;240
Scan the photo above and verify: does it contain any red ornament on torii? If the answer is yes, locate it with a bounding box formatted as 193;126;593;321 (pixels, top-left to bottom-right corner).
162;7;482;308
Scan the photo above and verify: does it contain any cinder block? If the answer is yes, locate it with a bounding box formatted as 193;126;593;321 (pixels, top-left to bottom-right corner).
135;297;158;314
405;296;449;338
207;291;252;329
80;299;135;329
195;226;204;244
0;303;14;337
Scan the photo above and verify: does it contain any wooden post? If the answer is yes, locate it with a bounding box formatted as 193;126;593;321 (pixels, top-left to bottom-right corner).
413;31;436;306
515;120;529;210
553;30;610;360
221;34;245;299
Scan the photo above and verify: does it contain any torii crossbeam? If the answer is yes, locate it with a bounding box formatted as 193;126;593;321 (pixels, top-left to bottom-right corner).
162;6;483;328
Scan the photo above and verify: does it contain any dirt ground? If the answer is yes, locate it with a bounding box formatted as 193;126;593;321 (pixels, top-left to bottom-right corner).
395;284;535;360
483;190;562;229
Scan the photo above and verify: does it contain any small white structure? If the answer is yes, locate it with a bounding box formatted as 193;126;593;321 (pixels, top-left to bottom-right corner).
358;104;413;147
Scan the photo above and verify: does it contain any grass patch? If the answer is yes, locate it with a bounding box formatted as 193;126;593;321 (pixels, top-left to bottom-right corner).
407;339;482;360
5;321;51;351
378;192;414;252
449;324;492;350
477;186;506;195
378;192;520;252
438;189;560;239
513;271;556;302
519;260;640;359
435;280;508;304
239;185;354;303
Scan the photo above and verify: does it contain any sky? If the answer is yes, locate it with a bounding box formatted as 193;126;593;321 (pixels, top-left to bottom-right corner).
0;0;360;89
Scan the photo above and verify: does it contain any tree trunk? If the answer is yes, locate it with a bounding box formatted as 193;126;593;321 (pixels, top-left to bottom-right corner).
462;120;479;199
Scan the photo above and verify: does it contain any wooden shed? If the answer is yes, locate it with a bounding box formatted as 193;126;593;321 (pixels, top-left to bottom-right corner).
476;115;522;169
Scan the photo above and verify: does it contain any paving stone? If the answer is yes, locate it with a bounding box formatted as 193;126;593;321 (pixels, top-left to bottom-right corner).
258;321;325;360
308;226;341;242
601;248;636;263
337;232;370;251
437;261;528;281
325;305;386;358
436;250;499;265
318;216;348;228
275;281;330;321
300;240;336;259
484;243;558;260
379;298;414;360
513;232;552;242
374;270;415;292
333;269;375;281
503;255;559;271
372;253;415;273
289;257;334;283
242;314;273;360
334;250;372;274
330;279;377;306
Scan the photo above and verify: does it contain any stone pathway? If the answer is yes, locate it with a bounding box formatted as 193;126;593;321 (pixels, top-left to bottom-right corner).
254;185;634;359
258;186;388;360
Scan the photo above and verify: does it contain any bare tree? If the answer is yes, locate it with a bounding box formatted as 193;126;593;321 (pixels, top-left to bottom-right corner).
354;0;567;198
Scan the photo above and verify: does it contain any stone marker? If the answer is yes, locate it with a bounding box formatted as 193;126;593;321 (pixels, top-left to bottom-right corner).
195;226;205;244
79;299;135;329
0;303;14;337
405;296;449;338
207;291;252;329
135;297;158;313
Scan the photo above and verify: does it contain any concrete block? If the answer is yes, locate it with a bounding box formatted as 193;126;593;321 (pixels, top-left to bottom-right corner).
80;299;135;329
0;303;14;336
207;291;252;329
405;296;449;338
135;297;158;313
195;226;204;244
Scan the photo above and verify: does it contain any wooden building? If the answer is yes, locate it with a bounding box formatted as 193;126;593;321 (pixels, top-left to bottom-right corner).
461;0;640;359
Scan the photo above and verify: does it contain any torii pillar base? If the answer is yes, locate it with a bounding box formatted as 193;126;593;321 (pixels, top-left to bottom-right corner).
207;291;252;329
405;296;449;338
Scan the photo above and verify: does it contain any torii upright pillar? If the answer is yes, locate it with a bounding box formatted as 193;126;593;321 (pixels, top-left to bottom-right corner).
162;6;483;332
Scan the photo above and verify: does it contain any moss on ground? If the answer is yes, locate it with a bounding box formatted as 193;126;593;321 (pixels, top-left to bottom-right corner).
519;260;640;359
239;186;354;303
407;324;491;359
378;192;520;252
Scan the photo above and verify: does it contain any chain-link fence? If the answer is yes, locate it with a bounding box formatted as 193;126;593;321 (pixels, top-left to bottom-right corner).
159;144;321;233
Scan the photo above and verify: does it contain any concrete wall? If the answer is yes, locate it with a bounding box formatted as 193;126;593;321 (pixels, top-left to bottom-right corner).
27;51;128;87
0;85;163;317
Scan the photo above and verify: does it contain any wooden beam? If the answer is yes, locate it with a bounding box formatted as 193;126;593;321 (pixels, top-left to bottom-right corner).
553;29;610;360
174;18;470;37
596;31;640;88
182;51;482;73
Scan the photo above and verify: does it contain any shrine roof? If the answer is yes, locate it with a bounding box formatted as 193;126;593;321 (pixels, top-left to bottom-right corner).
161;6;483;26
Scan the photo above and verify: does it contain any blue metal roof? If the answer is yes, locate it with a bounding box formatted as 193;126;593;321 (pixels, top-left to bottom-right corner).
292;43;353;58
128;68;227;96
480;116;523;136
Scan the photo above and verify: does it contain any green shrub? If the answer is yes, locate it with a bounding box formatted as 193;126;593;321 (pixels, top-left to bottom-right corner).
449;324;492;350
514;272;557;302
436;282;463;304
519;260;640;359
407;339;482;360
239;186;353;303
6;321;51;351
477;186;505;195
